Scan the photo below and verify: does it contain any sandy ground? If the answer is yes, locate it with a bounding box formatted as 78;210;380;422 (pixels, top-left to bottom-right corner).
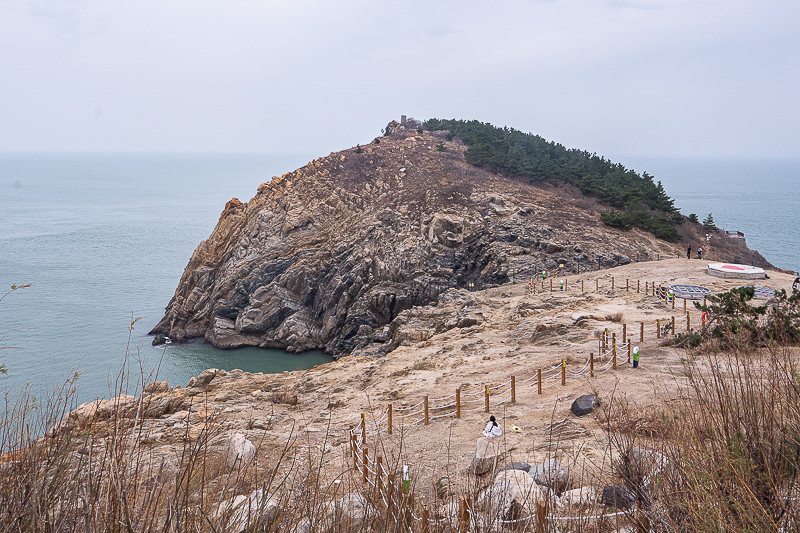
195;258;795;504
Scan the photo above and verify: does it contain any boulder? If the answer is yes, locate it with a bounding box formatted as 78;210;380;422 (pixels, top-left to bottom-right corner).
213;488;278;532
226;432;256;468
559;486;597;507
570;394;599;417
601;484;635;509
477;469;545;521
151;335;167;346
470;437;502;475
142;381;169;394
529;459;571;494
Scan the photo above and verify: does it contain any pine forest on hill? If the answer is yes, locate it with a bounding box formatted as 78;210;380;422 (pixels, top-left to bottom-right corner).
423;119;685;242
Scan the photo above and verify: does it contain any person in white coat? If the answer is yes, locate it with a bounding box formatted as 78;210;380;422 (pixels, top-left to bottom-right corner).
483;415;502;438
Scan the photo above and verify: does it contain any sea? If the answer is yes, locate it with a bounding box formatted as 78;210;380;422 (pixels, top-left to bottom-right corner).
1;153;798;406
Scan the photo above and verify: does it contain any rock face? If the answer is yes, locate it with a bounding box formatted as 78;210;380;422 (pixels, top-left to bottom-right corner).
150;126;684;355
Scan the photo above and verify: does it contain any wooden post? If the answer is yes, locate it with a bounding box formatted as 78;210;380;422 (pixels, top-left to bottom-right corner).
376;455;383;491
612;277;615;291
459;496;469;533
538;369;542;395
657;319;661;339
550;278;553;292
422;506;430;533
596;278;599;292
626;278;629;291
361;413;366;446
388;404;393;435
590;353;594;377
484;385;490;413
672;293;676;309
561;360;566;385
456;388;461;419
671;316;675;335
622;323;627;343
640;321;644;342
565;279;568;291
703;296;707;307
612;332;616;352
687;312;691;331
683;298;687;312
424;395;429;425
535;500;548;533
511;376;516;403
612;336;617;370
362;448;368;483
637;279;640;293
627;339;631;362
604;328;609;352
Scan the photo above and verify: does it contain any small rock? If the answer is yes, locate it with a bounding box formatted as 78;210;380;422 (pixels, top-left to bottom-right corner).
601;484;635;509
152;335;167;346
571;394;599;417
226;432;256;468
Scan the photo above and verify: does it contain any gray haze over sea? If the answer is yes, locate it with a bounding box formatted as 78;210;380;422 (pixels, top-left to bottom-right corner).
1;154;798;404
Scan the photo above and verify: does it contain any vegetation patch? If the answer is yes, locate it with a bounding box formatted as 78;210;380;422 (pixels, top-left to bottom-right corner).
424;118;684;241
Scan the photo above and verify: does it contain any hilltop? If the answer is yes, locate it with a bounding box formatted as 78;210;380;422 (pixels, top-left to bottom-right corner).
149;120;767;355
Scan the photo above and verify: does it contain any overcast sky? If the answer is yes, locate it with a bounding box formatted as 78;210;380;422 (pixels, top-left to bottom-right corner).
1;0;798;158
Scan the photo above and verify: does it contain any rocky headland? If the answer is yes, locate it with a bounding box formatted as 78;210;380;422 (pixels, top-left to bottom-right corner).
149;123;767;356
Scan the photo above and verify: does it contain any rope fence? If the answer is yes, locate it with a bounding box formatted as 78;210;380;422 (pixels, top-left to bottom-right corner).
341;279;707;530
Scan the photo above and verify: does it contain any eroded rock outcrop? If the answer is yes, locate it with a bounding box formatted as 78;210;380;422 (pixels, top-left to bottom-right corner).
150;127;683;355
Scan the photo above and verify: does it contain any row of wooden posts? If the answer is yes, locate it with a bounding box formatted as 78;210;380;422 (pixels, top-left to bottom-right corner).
528;276;709;309
352;314;699;440
530;277;659;294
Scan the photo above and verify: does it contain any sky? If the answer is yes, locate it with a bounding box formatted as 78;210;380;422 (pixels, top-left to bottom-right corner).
1;0;798;158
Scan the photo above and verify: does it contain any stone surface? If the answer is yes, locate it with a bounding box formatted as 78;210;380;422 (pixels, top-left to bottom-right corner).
470;437;502;475
226;432;256;468
213;489;278;532
570;394;599;416
529;459;572;494
559;486;597;507
478;469;545;521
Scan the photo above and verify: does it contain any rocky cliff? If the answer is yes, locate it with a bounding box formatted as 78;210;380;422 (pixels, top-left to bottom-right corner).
150;125;738;355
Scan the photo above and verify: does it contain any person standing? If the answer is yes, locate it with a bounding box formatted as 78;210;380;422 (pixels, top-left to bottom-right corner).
687;246;692;259
698;246;703;260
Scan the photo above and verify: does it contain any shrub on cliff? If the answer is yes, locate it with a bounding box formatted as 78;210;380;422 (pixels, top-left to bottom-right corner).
424;118;683;242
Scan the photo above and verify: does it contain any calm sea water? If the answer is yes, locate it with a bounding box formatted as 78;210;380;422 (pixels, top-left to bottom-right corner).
619;157;799;271
1;153;797;404
0;153;332;405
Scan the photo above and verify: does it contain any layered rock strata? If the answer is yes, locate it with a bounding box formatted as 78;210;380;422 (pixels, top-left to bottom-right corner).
151;129;689;354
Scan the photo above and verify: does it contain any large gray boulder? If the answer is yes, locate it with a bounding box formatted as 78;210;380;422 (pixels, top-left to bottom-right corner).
477;469;545;522
570;394;599;416
529;459;572;494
